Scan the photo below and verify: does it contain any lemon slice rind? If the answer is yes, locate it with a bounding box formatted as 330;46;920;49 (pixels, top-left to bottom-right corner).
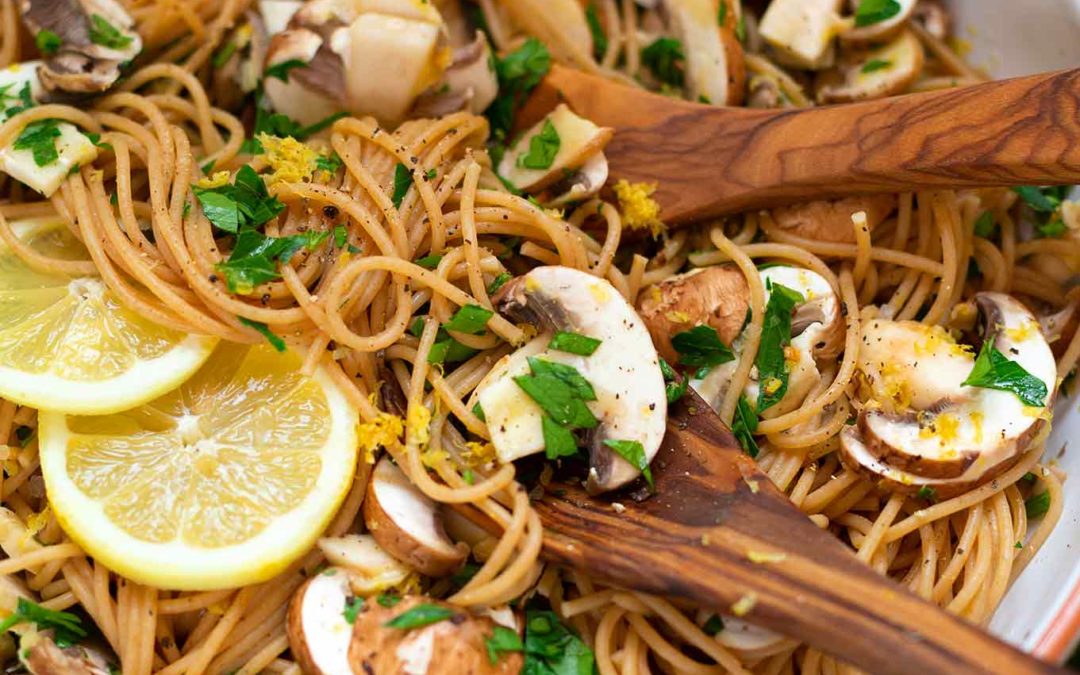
38;359;360;591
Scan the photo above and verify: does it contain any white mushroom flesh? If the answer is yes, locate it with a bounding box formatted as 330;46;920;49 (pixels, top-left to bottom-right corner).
263;30;341;126
544;152;610;207
816;29;924;104
497;104;614;195
316;533;412;595
288;568;355;675
844;293;1056;485
665;0;732;105
0;63;97;196
473;266;667;493
259;0;303;34
759;0;849;70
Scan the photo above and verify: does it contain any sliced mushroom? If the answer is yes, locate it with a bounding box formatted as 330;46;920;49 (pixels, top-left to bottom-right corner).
19;629;115;675
497;104;614;200
841;293;1057;488
210;12;269;112
712;617;792;660
348;596;523;675
287;567;355;675
0;63;98;196
637;265;750;366
264;0;452;126
661;0;746;105
363;456;468;577
317;533;412;595
260;0;303;34
816;29;923;103
840;0;917;44
770;194;896;244
758;0;849;70
473;266;668;493
1040;299;1079;359
21;0;141;96
411;31;499;117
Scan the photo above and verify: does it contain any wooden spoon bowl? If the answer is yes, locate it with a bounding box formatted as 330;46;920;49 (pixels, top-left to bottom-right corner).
461;391;1062;675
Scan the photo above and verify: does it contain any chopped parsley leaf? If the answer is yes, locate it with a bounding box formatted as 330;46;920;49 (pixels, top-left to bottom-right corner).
854;0;902;27
238;317;286;352
486;38;551;140
731;395;759;458
14;425;34;448
1025;491;1051;518
916;485;937;502
35;30;62;55
443;304;494;334
548;331;601;356
316;152;342;175
585;4;608;60
376;594;402;608
641;37;685;88
264;59;306;83
342;597;364;624
542;414;579;459
487;272;512;295
0;598;86;648
517;119;560;170
755;281;804;413
392;163;413;209
383;604;455;630
523;610;596;675
962;338;1048;407
211;40;237;69
702;614;725;636
414;254;444;270
485;625;524;664
13;119;62;167
973;210;996;238
216;228;329;294
88;14;133;50
191;165;284;233
671;325;734;376
603;439;654;490
659;358;687;403
861;59;891;73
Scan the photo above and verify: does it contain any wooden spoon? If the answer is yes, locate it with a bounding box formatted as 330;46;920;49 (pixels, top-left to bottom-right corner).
457;390;1062;675
519;65;1080;225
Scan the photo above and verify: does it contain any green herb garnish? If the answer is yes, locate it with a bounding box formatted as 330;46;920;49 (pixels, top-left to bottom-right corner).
238;317;286;352
702;614;725;636
548;331;601;356
13;119;62;167
486;38;551;140
392;163;413;209
384;604;455;630
585;4;608;60
1025;491;1051;518
659;358;687;403
486;625;524;664
35;30;62;55
962;339;1048;407
861;59;891;73
973;211;996;238
854;0;902;27
603;439;654;490
264;59;306;83
192;165;284;233
376;594;402;608
731;395;760;458
517;119;560;171
343;597;364;624
641;37;685;88
415;254;444;270
523;610;596;675
216;228;328;294
316;152;342;175
671;325;735;377
89;15;133;50
755;281;804;413
916;485;937;502
0;598;86;648
443;304;494;334
487;272;512;295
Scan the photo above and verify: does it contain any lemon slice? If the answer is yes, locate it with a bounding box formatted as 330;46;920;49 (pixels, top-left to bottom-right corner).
0;218;217;415
39;343;361;590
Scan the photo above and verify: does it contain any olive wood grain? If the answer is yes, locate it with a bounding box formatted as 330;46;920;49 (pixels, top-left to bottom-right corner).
521;65;1080;226
458;391;1062;674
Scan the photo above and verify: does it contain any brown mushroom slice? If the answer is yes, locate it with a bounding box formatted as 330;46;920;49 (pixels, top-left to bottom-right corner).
846;293;1057;484
1040;300;1079;359
286;567;355;675
263;29;343;127
21;0;141;96
664;0;745;105
543;152;609;206
840;0;917;44
348;596;523;675
770;194;896;244
411;31;499;117
758;0;849;70
713;617;792;660
816;29;924;104
478;266;668;493
497;104;614;195
637;265;750;367
317;534;412;595
363;456;468;577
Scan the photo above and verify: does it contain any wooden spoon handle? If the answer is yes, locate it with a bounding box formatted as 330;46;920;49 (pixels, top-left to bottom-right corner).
538;66;1080;225
530;395;1063;675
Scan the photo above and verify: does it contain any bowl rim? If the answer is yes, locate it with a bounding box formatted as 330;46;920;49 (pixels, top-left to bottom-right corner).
1037;579;1080;663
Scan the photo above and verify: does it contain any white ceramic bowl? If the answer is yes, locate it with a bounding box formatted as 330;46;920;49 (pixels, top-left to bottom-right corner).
949;0;1080;663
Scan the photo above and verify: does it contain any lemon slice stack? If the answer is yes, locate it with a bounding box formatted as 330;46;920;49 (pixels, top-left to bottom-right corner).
2;219;361;590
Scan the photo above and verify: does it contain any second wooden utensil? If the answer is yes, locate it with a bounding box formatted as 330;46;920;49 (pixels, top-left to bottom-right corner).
520;65;1080;226
459;390;1062;675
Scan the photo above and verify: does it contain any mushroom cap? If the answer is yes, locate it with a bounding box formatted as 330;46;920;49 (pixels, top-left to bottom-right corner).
287;568;355;675
769;194;896;244
664;0;745;105
843;293;1057;490
21;0;142;96
840;0;917;43
316;533;412;595
637;265;750;366
411;31;499;118
347;596;523;675
263;29;343;126
542;152;609;207
479;266;667;493
19;630;114;675
816;29;924;104
497;104;614;195
363;456;468;577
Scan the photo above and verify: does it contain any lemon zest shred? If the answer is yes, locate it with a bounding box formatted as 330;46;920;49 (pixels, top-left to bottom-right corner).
730;592;758;617
463;441;497;467
195;171;231;188
613;180;666;237
257;133;317;185
356;413;405;464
